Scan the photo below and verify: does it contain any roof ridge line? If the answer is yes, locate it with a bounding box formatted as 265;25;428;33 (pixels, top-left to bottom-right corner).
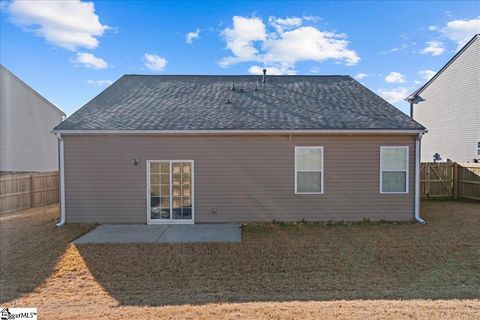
123;74;350;77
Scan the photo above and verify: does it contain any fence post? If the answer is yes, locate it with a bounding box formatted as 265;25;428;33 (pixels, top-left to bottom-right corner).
425;163;430;198
453;163;458;200
30;174;35;208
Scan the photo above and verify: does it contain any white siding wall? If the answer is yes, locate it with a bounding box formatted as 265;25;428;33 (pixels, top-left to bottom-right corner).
414;37;480;162
0;66;64;172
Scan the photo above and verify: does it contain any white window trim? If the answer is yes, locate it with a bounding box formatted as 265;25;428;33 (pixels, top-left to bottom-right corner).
146;160;195;224
294;146;324;195
380;146;409;194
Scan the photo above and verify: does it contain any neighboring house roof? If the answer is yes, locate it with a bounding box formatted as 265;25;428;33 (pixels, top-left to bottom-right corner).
54;75;424;132
0;64;66;117
406;34;479;104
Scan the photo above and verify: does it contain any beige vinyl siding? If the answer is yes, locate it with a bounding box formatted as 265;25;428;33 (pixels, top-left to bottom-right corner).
413;37;480;162
63;134;415;224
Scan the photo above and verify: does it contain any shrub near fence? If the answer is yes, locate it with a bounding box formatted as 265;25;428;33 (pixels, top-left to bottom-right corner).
420;162;480;201
0;172;59;214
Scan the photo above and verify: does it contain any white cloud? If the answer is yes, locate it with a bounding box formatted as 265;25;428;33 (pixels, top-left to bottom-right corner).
262;27;360;67
380;43;408;54
87;79;113;86
414;80;421;85
268;16;303;33
219;16;266;67
303;15;322;22
419;69;436;81
442;16;480;47
185;28;200;44
248;65;296;75
144;53;168;71
74;52;108;69
8;0;109;51
420;40;445;56
428;26;438;31
378;87;409;104
219;15;359;70
354;73;367;80
385;72;406;83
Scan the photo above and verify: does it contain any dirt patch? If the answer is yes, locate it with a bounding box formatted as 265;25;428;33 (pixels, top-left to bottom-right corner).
1;201;479;319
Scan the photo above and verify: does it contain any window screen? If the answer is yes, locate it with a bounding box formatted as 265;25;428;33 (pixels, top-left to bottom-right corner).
295;147;324;194
380;146;408;193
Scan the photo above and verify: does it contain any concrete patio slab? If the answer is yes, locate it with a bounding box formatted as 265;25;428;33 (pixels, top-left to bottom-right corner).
73;223;241;244
158;224;242;243
73;224;169;244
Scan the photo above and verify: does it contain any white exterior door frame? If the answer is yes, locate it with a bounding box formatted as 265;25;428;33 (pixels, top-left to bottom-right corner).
146;160;194;224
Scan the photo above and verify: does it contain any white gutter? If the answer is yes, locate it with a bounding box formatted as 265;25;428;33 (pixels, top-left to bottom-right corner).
414;133;425;224
52;129;426;135
56;134;66;227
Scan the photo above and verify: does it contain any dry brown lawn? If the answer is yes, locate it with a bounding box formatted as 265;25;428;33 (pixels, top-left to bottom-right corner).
0;201;479;319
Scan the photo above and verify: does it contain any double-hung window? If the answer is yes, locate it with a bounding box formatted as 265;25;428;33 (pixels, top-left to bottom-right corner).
380;146;409;194
295;146;324;194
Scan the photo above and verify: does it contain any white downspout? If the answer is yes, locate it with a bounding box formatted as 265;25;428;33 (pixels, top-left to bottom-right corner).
414;133;425;224
56;134;66;227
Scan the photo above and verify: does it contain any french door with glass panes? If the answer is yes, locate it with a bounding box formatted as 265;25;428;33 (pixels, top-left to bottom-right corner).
147;160;194;224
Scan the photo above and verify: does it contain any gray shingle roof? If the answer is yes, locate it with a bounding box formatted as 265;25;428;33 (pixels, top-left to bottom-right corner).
54;75;425;131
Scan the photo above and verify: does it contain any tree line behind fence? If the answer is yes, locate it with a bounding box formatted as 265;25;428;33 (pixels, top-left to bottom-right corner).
0;172;59;214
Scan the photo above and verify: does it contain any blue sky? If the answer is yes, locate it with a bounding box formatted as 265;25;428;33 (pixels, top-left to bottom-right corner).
1;1;479;115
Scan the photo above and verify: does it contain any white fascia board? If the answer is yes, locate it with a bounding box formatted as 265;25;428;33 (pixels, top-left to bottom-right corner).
52;129;426;135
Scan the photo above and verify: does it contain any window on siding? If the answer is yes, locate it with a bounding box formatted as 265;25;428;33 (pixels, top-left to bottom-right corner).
295;147;324;194
477;142;480;156
380;146;408;194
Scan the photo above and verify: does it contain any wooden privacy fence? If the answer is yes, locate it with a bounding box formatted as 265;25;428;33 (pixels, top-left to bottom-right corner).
420;162;454;198
456;163;480;201
0;172;59;214
421;162;480;200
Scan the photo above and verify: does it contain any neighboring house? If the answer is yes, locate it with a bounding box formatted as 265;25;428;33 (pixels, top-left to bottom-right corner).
53;74;426;225
406;34;480;163
0;65;65;172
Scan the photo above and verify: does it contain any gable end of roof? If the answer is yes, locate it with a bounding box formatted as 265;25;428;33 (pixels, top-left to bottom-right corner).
406;33;479;103
1;64;66;116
